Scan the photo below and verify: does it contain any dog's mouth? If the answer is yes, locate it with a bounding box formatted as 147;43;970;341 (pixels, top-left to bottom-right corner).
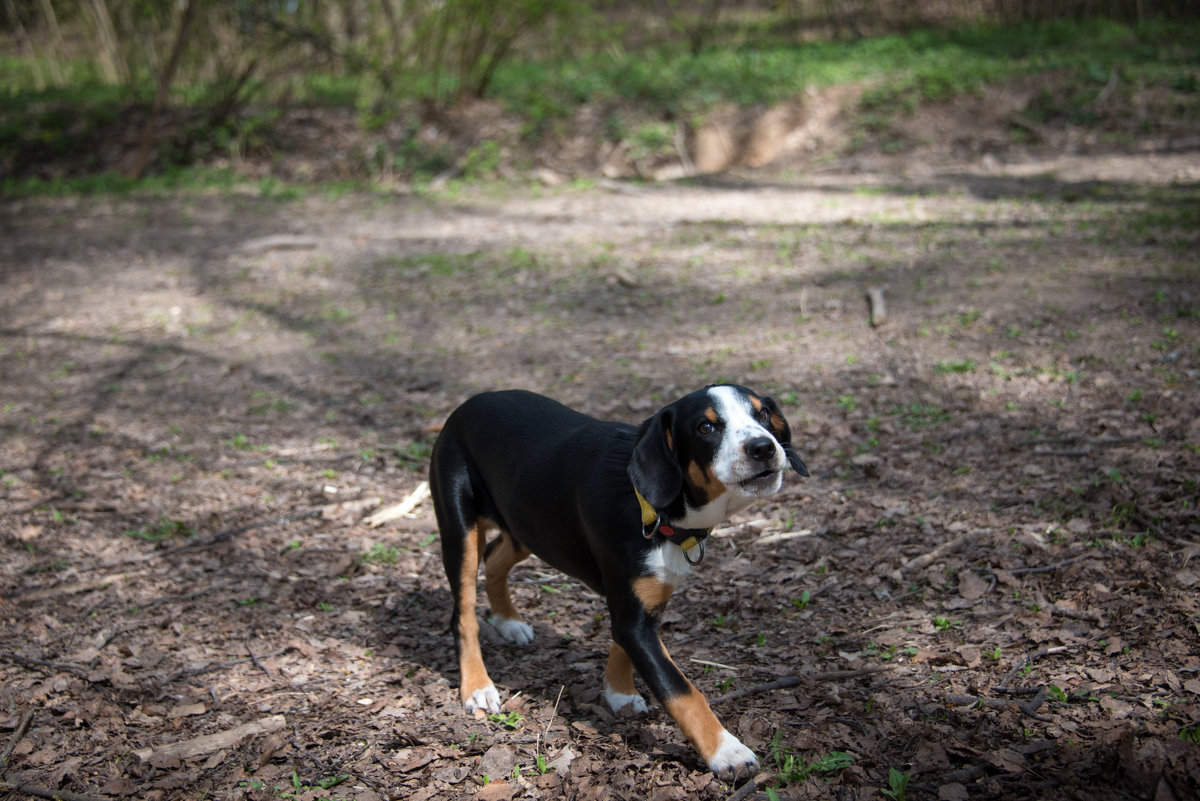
739;468;781;491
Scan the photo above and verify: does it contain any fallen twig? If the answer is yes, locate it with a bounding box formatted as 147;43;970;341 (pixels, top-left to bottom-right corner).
0;652;92;679
1005;554;1092;576
711;667;889;706
1008;112;1053;142
132;714;287;762
543;685;565;742
993;646;1070;692
901;532;972;573
162;647;291;685
1049;603;1102;623
0;709;34;774
232;234;319;255
712;676;801;705
947;687;1050;719
245;639;272;679
0;779;109;801
725;771;772;801
940;763;990;783
753;529;813;547
364;482;430;528
0;710;109;801
866;286;887;327
119;511;323;565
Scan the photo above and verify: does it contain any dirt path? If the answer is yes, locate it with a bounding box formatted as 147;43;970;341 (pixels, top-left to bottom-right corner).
2;151;1198;800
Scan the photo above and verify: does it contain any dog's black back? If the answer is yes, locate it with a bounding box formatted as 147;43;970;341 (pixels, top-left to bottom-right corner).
431;390;639;595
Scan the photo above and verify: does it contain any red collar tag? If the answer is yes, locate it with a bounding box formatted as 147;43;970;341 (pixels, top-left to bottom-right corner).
659;525;676;538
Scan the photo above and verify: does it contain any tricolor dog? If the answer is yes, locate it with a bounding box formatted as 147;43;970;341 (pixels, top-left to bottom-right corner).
429;385;807;778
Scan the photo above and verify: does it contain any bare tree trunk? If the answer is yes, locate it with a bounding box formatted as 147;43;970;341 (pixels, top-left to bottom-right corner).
127;0;197;180
85;0;129;84
37;0;66;87
3;0;46;90
688;0;724;56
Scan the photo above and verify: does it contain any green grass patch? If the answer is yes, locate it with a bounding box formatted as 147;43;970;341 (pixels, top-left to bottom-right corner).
5;17;1197;188
125;515;196;542
360;542;403;565
890;403;951;430
0;166;310;199
935;358;977;374
764;730;855;791
496;18;1200;137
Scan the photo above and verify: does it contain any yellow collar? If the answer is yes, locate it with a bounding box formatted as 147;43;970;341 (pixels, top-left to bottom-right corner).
634;487;705;554
634;487;658;527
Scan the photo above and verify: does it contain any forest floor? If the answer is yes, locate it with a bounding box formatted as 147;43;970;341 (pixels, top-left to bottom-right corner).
2;139;1199;801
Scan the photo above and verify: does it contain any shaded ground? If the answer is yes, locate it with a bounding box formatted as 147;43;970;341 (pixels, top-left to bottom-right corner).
1;148;1199;801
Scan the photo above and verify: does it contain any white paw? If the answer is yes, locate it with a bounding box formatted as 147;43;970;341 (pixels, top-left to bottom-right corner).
490;616;535;646
604;685;649;715
708;730;758;779
464;684;501;714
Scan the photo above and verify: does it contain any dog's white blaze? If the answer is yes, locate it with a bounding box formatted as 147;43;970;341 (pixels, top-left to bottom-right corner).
642;541;693;588
708;386;785;485
671;387;787;530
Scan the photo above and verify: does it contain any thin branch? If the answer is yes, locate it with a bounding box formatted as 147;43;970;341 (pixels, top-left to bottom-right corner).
127;0;196;180
0;652;92;678
711;667;889;706
725;771;772;801
0;709;34;774
993;646;1071;692
245;639;273;679
0;779;109;801
162;647;291;685
901;533;972;573
947;687;1050;719
1005;554;1092;576
543;685;565;742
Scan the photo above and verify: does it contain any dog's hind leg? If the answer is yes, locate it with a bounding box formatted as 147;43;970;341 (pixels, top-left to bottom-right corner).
449;521;499;712
484;532;535;646
431;449;501;713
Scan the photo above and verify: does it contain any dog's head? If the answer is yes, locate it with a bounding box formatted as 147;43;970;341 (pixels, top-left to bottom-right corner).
629;384;808;528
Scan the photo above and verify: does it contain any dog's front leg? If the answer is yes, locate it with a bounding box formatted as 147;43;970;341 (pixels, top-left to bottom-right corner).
610;597;758;780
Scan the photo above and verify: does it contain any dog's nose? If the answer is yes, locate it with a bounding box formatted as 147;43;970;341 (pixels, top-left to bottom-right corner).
744;436;777;462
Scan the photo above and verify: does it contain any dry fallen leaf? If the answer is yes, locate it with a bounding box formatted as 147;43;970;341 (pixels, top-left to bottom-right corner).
476;780;514;801
957;570;989;600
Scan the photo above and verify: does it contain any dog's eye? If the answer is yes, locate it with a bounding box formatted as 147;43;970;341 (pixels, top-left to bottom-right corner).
756;407;771;426
697;420;715;435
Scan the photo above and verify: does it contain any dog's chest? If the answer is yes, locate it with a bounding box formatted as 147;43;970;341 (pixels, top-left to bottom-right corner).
641;542;694;588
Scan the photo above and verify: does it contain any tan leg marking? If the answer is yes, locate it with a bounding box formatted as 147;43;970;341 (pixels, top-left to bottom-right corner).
663;682;727;763
638;635;725;762
457;523;492;704
632;576;675;615
606;642;638;696
484;534;532;622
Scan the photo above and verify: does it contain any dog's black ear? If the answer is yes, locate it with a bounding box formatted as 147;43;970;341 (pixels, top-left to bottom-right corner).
761;396;809;477
786;446;809;477
628;407;683;509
